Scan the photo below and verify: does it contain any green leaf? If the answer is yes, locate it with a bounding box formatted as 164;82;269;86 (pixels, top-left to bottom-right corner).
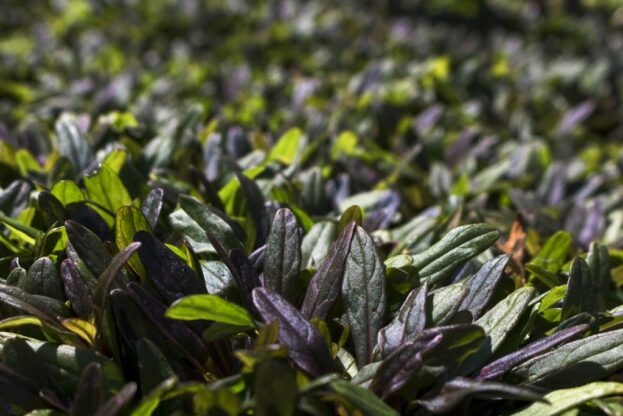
166;294;254;327
193;387;240;416
115;205;151;279
429;280;469;326
130;377;177;416
342;226;387;366
84;164;131;223
254;359;298;416
410;224;499;285
506;327;623;388
18;257;65;301
267;128;303;165
512;382;623;416
301;221;336;269
529;231;572;273
177;195;244;254
264;208;302;303
562;257;598;320
330;380;399;416
587;242;610;311
475;287;534;354
51;180;84;205
337;205;363;236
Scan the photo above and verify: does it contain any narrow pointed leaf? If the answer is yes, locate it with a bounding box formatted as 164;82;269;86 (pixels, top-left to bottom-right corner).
418;377;544;414
377;281;428;358
507;327;623;388
252;287;333;376
329;380;399;416
60;259;93;320
477;324;588;381
459;254;510;319
135;231;206;303
301;221;356;320
562;257;598;320
263;208;302;303
410;224;499;285
512;382;623;416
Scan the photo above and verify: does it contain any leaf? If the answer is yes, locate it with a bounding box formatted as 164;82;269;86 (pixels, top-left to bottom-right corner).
65;220;113;278
55;113;93;172
512;382;623;416
115;205;151;279
178;195;244;253
201;261;235;296
267;128;303;165
166;294;254;326
370;334;441;398
229;248;261;314
418;377;544;414
235;171;269;247
60;259;93;320
429;280;469;326
562;257;598;320
193;386;240;416
94;382;137;416
140;188;164;229
377;281;428;358
301;221;356;320
252;287;333;376
342;226;387;366
84;164;131;219
18;257;65;301
301;221;336;268
264;208;302;303
51;180;84;205
329;380;399;416
129;377;177;416
72;363;104;416
410;224;500;285
337;205;363;235
38;191;67;226
477;324;588;381
93;242;141;314
529;231;572;273
0;283;69;322
135;231;206;304
587;241;610;311
137;339;175;395
254;359;298;416
506;327;623;388
475;287;534;354
125;283;210;369
459;254;510;320
61;318;97;347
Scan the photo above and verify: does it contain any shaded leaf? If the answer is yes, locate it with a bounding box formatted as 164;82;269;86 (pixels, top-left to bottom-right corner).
342;226;386;366
252;287;333;376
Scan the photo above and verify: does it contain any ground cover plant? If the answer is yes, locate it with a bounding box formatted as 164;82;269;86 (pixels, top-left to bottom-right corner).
2;0;623;414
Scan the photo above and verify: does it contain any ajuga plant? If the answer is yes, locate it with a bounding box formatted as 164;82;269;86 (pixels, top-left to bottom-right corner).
3;1;623;415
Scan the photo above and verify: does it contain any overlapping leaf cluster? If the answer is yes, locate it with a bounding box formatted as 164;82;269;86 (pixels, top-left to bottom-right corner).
2;0;623;415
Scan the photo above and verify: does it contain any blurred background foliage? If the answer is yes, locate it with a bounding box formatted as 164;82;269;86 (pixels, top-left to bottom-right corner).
2;0;623;246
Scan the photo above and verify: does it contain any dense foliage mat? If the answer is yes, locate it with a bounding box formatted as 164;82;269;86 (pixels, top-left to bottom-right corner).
2;0;623;415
